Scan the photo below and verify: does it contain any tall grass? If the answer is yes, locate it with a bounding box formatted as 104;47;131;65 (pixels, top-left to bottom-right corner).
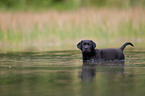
0;8;145;52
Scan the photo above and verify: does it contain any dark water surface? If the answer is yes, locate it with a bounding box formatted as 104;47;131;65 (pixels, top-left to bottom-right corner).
0;48;145;96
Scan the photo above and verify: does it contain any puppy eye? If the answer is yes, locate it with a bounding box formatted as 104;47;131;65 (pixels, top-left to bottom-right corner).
84;43;86;45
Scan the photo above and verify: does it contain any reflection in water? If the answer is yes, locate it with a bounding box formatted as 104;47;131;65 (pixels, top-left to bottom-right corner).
81;61;124;81
1;49;145;96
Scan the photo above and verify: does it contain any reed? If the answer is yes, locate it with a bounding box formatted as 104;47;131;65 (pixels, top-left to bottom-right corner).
0;8;145;52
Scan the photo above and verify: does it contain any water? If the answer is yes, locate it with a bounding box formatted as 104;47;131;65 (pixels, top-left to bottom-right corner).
0;48;145;96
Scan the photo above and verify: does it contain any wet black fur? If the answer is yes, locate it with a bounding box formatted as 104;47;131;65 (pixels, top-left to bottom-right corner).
77;40;134;61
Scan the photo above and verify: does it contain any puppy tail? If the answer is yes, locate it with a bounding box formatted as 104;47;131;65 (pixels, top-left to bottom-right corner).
120;42;134;51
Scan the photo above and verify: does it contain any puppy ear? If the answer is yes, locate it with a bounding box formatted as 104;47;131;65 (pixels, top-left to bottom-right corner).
77;41;82;50
91;40;96;48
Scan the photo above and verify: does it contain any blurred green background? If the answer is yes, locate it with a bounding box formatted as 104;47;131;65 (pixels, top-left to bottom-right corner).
0;0;145;11
0;0;145;52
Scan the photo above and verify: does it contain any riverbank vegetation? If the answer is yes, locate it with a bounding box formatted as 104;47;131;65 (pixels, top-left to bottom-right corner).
0;0;144;52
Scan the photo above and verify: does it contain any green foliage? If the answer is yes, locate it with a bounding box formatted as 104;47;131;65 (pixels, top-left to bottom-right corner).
0;0;144;11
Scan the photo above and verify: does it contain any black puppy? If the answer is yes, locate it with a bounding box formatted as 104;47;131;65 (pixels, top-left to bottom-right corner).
77;40;134;61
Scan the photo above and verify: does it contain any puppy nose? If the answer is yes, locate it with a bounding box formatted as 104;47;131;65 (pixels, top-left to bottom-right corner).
85;47;88;49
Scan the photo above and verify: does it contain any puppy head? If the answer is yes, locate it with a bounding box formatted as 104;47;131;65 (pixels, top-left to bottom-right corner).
77;40;96;53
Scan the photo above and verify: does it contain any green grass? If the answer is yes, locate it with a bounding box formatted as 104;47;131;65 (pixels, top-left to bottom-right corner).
0;8;145;52
0;22;144;52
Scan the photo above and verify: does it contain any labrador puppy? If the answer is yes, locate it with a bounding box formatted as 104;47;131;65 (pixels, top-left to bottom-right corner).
77;40;134;61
